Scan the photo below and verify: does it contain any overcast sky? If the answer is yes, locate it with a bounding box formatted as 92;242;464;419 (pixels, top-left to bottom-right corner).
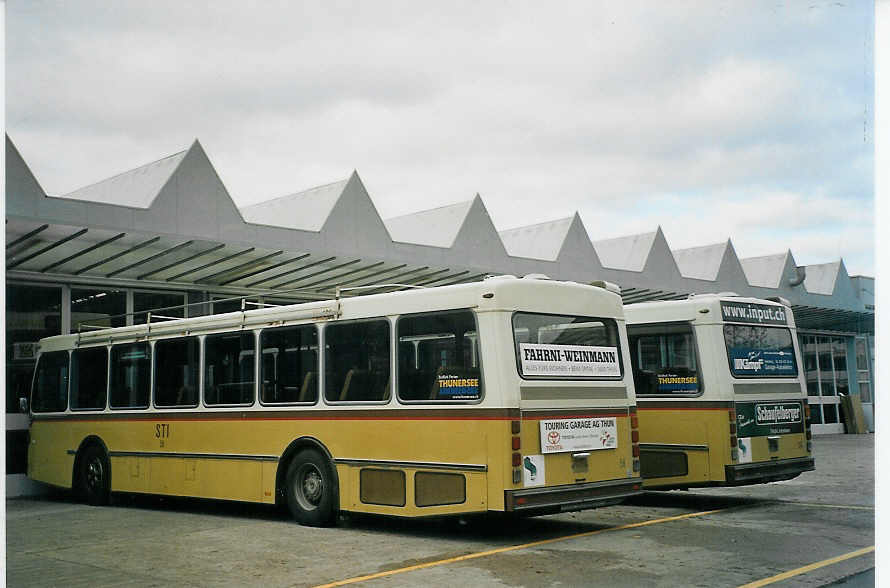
6;1;875;275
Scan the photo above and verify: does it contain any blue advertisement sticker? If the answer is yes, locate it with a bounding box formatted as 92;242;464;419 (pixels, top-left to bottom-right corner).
728;347;797;377
656;373;700;393
436;374;481;400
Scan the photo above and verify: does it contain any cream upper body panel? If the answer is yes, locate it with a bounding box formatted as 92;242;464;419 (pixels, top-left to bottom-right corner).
625;295;805;403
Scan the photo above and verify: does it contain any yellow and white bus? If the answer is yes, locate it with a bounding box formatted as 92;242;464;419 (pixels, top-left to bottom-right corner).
624;295;814;490
27;276;641;525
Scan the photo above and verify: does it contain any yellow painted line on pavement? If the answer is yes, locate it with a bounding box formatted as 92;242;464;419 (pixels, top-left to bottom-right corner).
737;545;875;588
780;501;874;511
314;508;727;587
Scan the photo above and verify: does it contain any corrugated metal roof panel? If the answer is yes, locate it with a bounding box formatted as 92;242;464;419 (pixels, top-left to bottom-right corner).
62;149;188;208
384;200;473;247
499;216;573;261
593;230;657;271
240;177;349;232
673;242;727;281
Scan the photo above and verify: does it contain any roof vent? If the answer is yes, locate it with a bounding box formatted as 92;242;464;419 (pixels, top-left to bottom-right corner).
764;296;791;307
522;273;551;280
483;274;517;281
590;280;621;295
690;292;737;299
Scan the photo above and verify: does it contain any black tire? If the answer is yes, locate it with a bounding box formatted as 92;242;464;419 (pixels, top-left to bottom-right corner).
77;444;111;506
285;449;337;527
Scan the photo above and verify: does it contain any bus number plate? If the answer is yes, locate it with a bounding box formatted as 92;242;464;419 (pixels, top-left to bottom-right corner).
539;418;617;454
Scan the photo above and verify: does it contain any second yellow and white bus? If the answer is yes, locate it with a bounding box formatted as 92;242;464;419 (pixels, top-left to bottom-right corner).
625;294;814;490
26;276;642;525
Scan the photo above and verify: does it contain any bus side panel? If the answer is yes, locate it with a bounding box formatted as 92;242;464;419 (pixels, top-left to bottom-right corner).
638;406;730;488
321;418;492;516
28;421;76;489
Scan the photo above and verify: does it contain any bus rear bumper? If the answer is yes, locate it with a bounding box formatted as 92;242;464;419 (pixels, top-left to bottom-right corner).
504;477;643;513
724;456;815;486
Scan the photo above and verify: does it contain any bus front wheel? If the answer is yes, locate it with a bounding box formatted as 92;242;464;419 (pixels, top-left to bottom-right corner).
285;449;336;526
77;445;110;506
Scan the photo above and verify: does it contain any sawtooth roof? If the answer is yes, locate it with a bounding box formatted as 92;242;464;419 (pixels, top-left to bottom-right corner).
4;134;872;320
62;149;188;208
241;177;350;232
384;199;474;247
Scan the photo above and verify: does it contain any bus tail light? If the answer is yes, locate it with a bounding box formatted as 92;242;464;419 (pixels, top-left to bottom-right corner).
630;410;640;472
511;420;521;434
729;408;737;459
512;452;521;467
512;436;521;450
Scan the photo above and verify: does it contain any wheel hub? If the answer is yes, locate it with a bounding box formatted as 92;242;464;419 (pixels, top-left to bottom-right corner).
87;459;103;490
301;469;323;504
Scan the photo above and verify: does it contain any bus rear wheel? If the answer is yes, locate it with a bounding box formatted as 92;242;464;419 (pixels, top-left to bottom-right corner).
77;445;110;506
285;449;336;527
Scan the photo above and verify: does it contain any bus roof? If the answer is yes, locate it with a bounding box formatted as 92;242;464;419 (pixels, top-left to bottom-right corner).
39;276;625;351
624;294;797;329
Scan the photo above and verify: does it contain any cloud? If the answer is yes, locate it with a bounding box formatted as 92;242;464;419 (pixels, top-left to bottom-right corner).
6;0;874;274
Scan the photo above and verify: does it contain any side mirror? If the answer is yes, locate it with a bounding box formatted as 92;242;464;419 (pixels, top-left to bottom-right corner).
19;397;29;414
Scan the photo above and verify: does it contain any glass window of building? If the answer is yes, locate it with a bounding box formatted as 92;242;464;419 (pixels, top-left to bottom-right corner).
211;296;246;315
801;336;822;424
71;288;126;331
800;333;850;427
133;291;186;324
856;338;872;403
818;337;838;424
6;284;62;413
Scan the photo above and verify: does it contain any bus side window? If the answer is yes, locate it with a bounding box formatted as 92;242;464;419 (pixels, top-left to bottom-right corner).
204;332;256;406
32;351;70;413
154;337;200;408
324;319;391;403
110;342;150;409
627;323;700;396
70;346;108;410
397;310;481;403
260;325;318;404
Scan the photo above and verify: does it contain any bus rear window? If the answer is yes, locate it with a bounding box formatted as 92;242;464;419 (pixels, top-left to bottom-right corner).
724;325;798;378
513;313;622;379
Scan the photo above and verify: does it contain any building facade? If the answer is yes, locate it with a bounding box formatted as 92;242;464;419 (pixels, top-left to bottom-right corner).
5;136;875;495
